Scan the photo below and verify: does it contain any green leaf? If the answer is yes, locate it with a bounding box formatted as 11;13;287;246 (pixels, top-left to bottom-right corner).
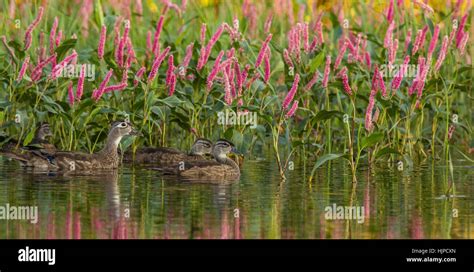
94;0;105;28
361;132;384;150
22;128;36;146
309;153;345;178
158;96;183;108
375;147;401;159
308;51;325;74
55;39;77;60
314;110;344;122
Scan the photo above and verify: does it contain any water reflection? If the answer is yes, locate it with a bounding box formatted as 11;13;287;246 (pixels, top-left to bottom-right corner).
0;157;472;239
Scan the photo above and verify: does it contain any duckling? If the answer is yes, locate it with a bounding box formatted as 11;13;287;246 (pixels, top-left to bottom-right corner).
0;122;56;161
0;121;138;171
122;138;213;165
157;139;241;181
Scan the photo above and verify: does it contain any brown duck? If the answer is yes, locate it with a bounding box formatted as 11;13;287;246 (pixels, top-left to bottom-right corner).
122;138;213;165
157;139;241;181
0;122;56;163
0;121;138;171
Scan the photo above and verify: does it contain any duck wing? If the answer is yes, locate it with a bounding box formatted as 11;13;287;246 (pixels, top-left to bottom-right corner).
50;151;101;170
123;147;187;164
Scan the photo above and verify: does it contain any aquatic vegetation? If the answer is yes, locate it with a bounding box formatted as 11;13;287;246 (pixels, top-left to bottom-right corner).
0;0;472;183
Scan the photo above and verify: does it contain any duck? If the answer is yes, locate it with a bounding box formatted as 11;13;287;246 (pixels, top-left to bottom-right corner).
0;122;56;160
122;138;213;165
157;139;241;181
0;121;138;171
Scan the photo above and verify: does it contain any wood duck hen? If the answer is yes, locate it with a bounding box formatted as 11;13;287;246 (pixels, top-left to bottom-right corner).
0;122;56;163
157;139;241;181
122;138;213;165
0;121;138;171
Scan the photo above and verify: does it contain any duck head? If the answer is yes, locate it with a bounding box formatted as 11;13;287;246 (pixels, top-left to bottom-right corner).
108;121;139;147
190;138;213;156
212;139;239;161
35;122;53;140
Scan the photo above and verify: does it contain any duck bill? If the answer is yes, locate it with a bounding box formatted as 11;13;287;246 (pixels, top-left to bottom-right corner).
231;146;243;156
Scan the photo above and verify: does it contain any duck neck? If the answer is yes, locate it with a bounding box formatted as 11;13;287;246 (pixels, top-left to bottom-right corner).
215;154;239;170
100;133;122;156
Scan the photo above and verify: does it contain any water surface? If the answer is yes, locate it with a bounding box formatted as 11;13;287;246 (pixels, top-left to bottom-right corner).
0;157;472;239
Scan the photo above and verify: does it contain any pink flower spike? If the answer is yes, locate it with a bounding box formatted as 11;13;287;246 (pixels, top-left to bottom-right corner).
434;36;448;72
182;42;194;69
340;70;352;96
209;24;224;47
282;74;300;109
134;66;146;87
305;70;319;91
365;88;377;132
459;32;469;55
377;68;387;97
49;17;59;54
387;0;394;23
31;53;57;81
391;55;410;90
322;55;331;88
224;72;232;105
94;69;114;101
404;29;412;52
334;40;348;70
75;64;86;101
104;82;127;93
152;16;165;55
285;101;298;119
263;48;271;83
283;49;294;68
428;25;440;57
51;50;78;80
168;73;176;96
389;39;399;65
98;25;106;59
68;82;75;106
206;50;224;90
55;30;62;47
166;55;174;86
413;0;434;14
146;30;152;53
197;25;224;71
303;23;309;53
456;13;468;48
147;46;171;83
418;25;429;50
412;29;423;55
17;55;30;81
255;33;273;69
24;6;44;51
200;23;207;45
384;21;395;49
365;52;372;68
116;21;129;67
316;21;324;44
264;14;273;34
